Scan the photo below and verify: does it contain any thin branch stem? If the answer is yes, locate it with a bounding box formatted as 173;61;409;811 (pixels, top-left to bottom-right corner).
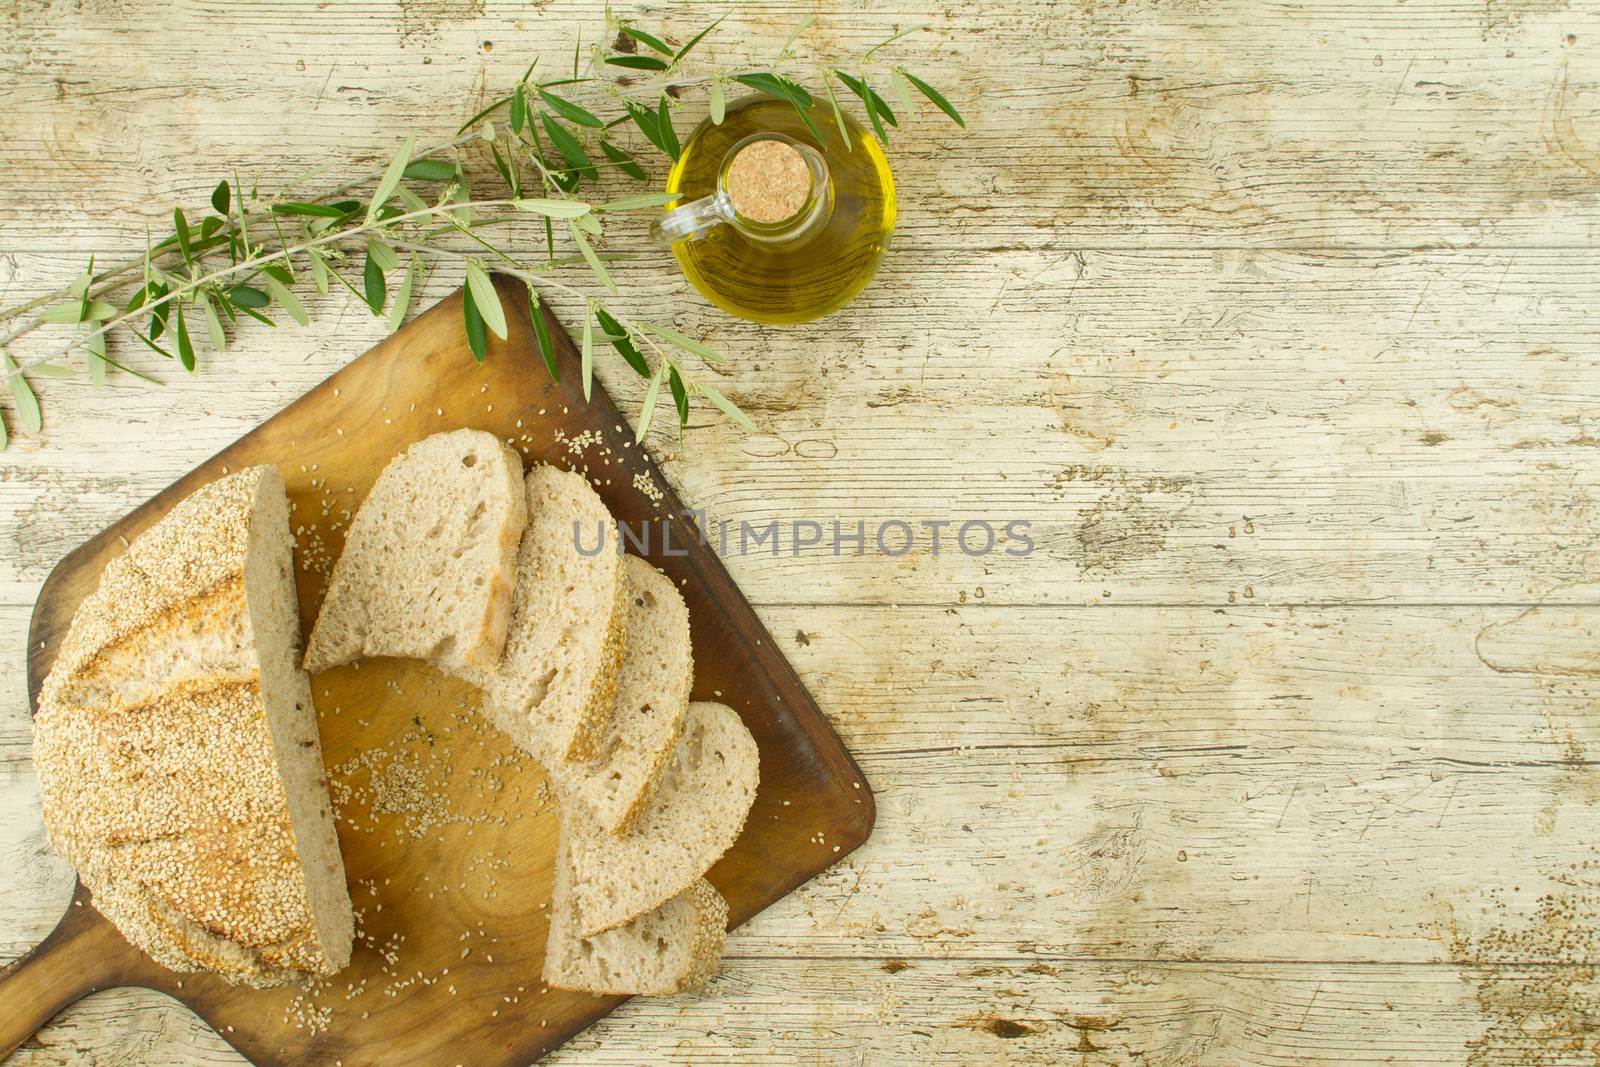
1;198;520;382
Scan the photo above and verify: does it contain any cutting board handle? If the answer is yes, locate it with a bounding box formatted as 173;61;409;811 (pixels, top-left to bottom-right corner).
0;884;145;1060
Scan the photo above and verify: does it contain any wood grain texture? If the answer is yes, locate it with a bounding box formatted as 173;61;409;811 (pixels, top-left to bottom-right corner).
2;0;1598;1063
0;278;871;1065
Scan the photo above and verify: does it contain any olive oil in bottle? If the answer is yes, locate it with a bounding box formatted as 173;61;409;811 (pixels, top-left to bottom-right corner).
652;95;896;324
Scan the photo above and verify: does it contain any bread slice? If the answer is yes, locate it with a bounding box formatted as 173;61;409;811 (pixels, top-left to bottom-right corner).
563;702;759;937
462;464;626;764
547;556;692;835
35;465;353;986
544;831;726;996
302;428;525;676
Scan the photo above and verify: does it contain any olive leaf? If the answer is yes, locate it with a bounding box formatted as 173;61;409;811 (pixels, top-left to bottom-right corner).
696;380;756;431
363;249;386;314
636;360;665;442
898;69;966;127
580;308;594;401
4;352;41;432
529;287;558;382
567;222;615;293
463;259;508;340
388;255;419;333
462;286;488;361
367;134;417;225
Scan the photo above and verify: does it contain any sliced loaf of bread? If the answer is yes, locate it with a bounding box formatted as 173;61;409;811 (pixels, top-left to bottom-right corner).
35;465;353;986
463;464;626;764
303;428;525;676
549;555;692;835
544;831;727;996
563;702;759;937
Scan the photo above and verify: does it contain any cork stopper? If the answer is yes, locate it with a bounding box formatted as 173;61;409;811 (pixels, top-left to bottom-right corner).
724;138;811;225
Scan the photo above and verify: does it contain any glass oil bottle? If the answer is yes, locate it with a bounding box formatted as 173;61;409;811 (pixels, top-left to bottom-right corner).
651;95;897;324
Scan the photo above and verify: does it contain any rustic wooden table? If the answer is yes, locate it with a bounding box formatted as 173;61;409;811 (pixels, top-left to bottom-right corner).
3;1;1599;1064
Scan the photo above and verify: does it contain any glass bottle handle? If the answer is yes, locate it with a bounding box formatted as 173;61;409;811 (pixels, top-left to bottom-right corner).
651;191;733;247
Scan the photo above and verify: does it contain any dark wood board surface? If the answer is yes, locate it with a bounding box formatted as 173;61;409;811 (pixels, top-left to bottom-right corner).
0;276;875;1066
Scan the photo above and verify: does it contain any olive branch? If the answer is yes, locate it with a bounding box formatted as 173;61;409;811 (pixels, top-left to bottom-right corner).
0;13;964;449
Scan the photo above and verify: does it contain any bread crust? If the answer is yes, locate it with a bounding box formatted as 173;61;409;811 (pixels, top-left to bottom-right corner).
34;466;348;986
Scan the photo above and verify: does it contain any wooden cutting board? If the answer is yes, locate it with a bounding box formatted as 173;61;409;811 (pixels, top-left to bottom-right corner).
0;276;874;1066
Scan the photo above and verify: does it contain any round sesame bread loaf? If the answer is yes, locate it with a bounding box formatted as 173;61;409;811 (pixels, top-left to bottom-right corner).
34;465;354;987
302;428;527;677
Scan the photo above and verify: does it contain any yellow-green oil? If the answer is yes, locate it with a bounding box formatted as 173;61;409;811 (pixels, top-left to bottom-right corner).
665;96;896;324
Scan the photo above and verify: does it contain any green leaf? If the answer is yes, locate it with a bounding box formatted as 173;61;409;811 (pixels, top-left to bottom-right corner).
509;83;527;134
734;73;822;142
367;238;400;272
28;363;72;379
396;184;430;213
625;100;670;157
5;353;41;432
636;361;664;442
228;284;270;309
596;192;676;211
672;15;723;63
775;14;814;58
619;24;673;56
540;113;594;175
367;134;417;225
388;255;419;332
462;287;488;361
211;180;230;215
463;259;507;340
0;405;7;449
147;284;170;338
668;366;688;428
307;248;331;295
657;94;679;160
641;323;727;363
864;23;929;58
599;140;647;181
825;81;852;147
580;309;594;401
696;380;756;431
538;88;604;128
403;158;458;181
263;275;309;326
593;305;649;377
456;93;512;135
709;76;726;125
673;16;724;63
571;209;602;235
198;290;227;351
835;70;898;127
514;197;592;219
606;54;669;71
566;222;615;294
271;201;355;218
889;69;916;118
363;249;386;314
173;300;196;371
488;139;521;198
733;72;813;108
41;300;115;323
173;207;194;269
528;288;558;382
200;215;224;239
129;327;177;361
899;69;966;127
85;332;108;385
